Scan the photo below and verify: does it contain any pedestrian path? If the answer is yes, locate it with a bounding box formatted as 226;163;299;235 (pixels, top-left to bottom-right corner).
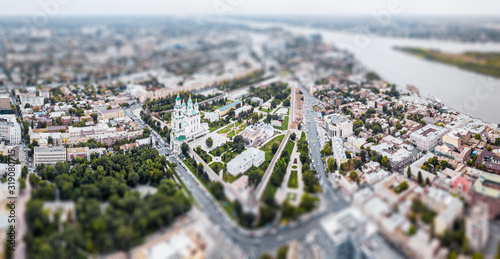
275;140;304;206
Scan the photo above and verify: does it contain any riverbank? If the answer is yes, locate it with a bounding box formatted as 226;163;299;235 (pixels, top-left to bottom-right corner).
395;47;500;79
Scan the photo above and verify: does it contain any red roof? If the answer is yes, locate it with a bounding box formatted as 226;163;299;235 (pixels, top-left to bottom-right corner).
453;176;471;192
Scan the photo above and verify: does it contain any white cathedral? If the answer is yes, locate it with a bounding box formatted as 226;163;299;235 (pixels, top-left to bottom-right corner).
170;94;208;154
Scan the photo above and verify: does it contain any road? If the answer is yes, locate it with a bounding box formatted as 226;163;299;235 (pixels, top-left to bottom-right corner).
7;83;33;259
298;80;349;210
124;85;350;258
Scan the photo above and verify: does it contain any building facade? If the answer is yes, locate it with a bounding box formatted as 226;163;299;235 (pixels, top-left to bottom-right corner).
410;124;448;151
98;108;124;120
170;95;205;154
34;146;67;166
0;116;21;144
325;114;353;139
227;148;265;176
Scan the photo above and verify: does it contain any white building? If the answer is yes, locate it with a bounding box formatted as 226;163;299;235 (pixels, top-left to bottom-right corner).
34;146;67;166
319;207;402;259
0;115;21;144
227;148;265;176
234;105;252;117
170;94;207;154
466;202;489;251
325;114;353;139
410;125;448;151
424;187;464;235
204;112;219;122
332;136;347;166
250;97;263;105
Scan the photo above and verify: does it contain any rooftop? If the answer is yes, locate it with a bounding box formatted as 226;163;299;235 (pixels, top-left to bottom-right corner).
472;173;500;199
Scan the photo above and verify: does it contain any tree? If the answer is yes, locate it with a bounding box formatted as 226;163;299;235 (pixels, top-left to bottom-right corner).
276;246;288;259
127;172;139;187
22;165;29;178
475;134;481;140
234;200;242;217
181;143;189;156
248;170;261;186
196;163;204;176
418;171;423;185
206;137;213;147
210;182;224;200
290;132;296;141
349;170;359;183
272;143;279;154
394;181;408;193
407;166;412;179
425;177;431;186
48;136;54;145
280;201;296;220
327;157;336;173
408;224;417;236
381;156;389;168
299;193;318;212
258;206;276;226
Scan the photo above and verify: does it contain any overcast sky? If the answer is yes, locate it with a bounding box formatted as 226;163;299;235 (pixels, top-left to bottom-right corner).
0;0;499;17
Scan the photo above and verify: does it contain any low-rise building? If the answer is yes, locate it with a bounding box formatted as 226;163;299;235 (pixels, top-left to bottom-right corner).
410;124;448;151
319;207;402;259
215;100;242;117
474;151;500;174
250;97;263;105
423;187;464;235
471;173;500;219
227;147;265;176
204;112;219;122
34;146;67;166
324;114;353;139
98;108;124;120
66;147;89;161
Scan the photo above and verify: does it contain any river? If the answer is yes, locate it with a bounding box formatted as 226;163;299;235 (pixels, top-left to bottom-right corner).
237;20;500;124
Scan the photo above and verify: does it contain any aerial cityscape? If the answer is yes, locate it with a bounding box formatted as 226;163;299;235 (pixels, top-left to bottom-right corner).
1;1;500;259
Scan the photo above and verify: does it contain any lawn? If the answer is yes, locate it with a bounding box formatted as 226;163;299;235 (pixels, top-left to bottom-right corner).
274;116;289;130
209;122;226;132
210;162;224;174
222;151;239;163
245;162;268;179
260;134;285;162
223;172;242;183
218;121;245;135
210;145;228;157
283;140;295;158
226;123;246;138
288;170;298;189
263;183;278;204
218;124;235;134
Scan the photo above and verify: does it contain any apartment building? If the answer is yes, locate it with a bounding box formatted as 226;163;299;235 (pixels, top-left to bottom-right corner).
34;146;67;166
98;108;124;120
410;124;448;151
0;94;11;111
0;116;21;144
